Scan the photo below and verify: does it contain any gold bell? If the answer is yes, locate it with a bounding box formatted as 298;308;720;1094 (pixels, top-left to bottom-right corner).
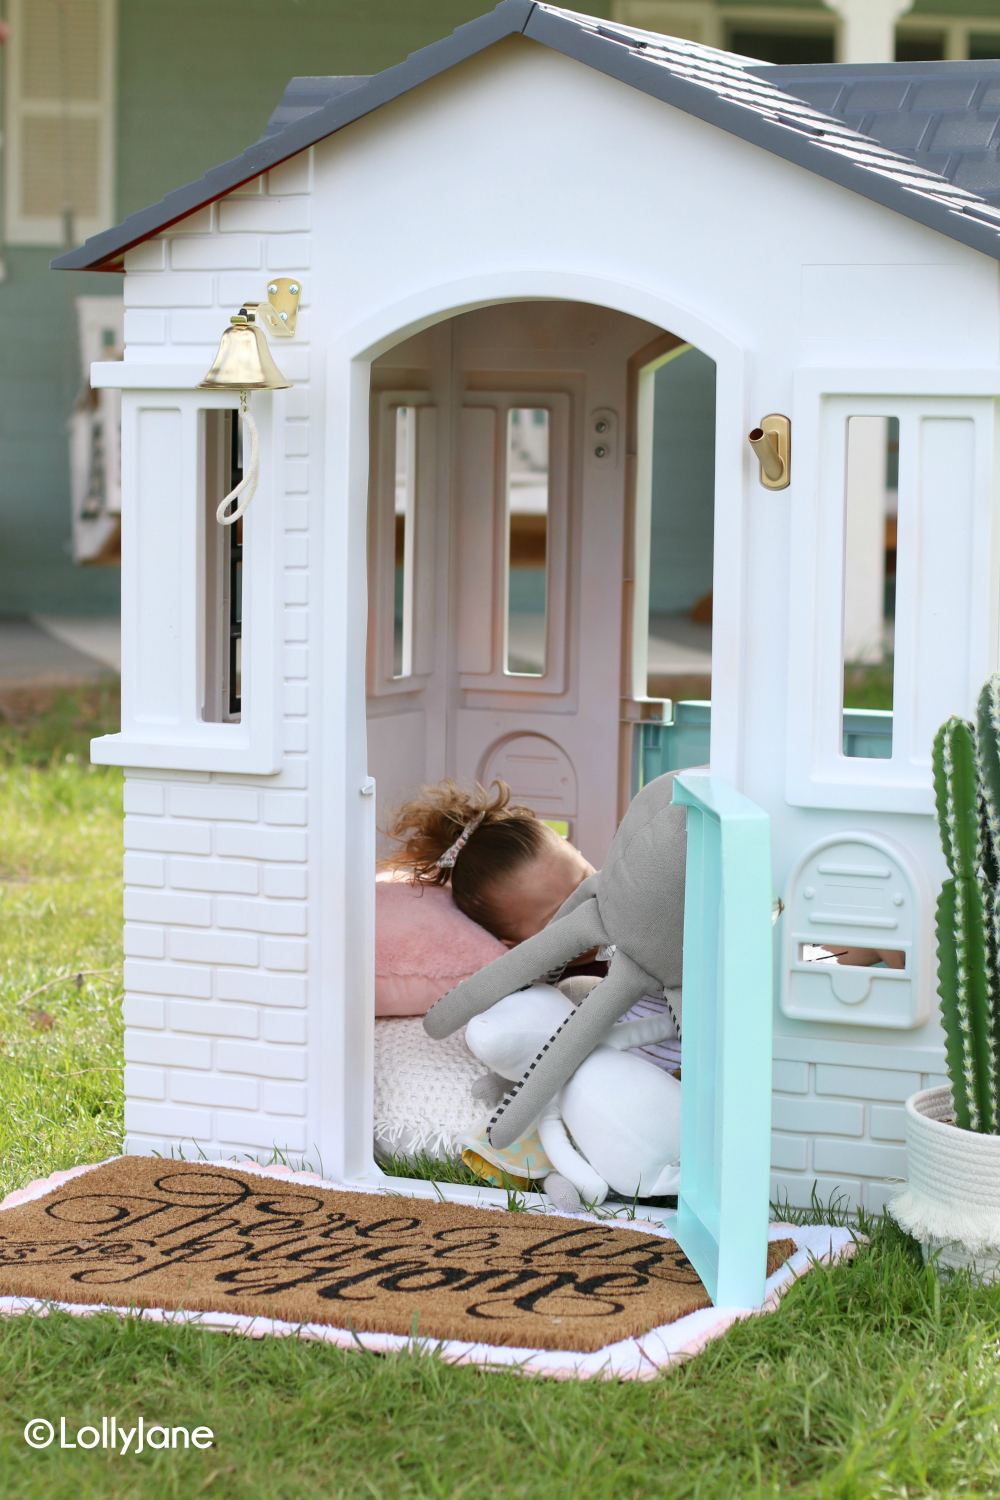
198;311;292;392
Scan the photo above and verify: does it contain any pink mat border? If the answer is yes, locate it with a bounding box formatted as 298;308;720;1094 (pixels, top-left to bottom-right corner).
0;1157;858;1381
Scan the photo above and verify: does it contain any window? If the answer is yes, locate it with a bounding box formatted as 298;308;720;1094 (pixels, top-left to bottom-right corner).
505;407;549;677
456;391;569;696
367;392;438;696
639;345;716;704
895;32;945;62
89;380;282;775
69;294;123;565
969;33;1000;60
786;387;995;814
630;340;716;731
842;417;897;758
203;409;243;724
393;406;415;679
5;0;116;246
727;28;834;64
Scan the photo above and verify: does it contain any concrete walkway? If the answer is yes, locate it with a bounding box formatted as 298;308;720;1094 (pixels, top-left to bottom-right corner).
0;616;120;688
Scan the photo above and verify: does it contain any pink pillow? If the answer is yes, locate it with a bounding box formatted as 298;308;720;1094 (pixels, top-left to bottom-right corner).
375;876;506;1017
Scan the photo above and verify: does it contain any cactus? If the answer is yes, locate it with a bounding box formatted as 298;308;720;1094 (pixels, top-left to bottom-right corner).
977;676;1000;1084
933;709;999;1132
977;675;1000;889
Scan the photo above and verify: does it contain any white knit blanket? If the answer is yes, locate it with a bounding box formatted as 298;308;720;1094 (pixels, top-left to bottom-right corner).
373;1018;492;1162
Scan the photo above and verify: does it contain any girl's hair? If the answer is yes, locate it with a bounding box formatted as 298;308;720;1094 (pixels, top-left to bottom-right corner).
382;779;547;939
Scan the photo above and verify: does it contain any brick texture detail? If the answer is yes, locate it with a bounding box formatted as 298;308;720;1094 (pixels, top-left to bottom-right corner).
215;1112;307;1150
125;961;211;999
216;898;307;935
126;818;211;855
216;971;307;1006
815;1064;922;1102
169;929;260;966
772;1097;864;1137
770;1133;808;1171
171;1072;260;1110
171;1000;260;1038
170;858;259;894
125;1101;212;1138
216;827;307;861
170;785;259;821
125;1032;212;1070
124;890;212;926
216;1041;307;1080
263;1082;307;1115
813;1139;909;1177
122;996;166;1029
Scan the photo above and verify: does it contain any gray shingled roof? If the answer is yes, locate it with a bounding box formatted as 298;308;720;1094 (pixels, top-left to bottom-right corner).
52;0;1000;273
749;58;1000;209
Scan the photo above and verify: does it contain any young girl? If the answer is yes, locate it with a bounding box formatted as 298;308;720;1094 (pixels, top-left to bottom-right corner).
383;780;595;949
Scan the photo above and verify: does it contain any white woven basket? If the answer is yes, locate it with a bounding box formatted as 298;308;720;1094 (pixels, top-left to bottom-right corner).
887;1085;1000;1279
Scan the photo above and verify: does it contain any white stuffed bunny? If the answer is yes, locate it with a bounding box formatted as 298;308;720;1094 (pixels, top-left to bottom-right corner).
464;983;681;1211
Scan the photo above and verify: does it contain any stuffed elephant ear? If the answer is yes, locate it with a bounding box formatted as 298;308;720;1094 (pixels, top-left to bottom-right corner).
422;896;608;1040
485;770;695;1148
550;870;600;923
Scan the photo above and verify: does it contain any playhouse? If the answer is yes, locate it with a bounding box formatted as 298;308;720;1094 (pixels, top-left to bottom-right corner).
54;1;1000;1214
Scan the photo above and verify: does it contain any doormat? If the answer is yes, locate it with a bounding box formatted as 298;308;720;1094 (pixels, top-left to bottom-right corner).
0;1157;857;1380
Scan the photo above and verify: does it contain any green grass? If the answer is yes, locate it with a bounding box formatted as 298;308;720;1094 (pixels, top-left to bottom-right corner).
377;1150;485;1188
0;685;125;1200
3;689;1000;1498
2;1216;1000;1498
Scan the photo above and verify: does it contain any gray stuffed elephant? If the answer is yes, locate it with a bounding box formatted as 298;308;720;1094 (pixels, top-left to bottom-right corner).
423;769;691;1151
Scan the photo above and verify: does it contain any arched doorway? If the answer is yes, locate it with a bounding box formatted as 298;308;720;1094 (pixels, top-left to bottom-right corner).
365;298;716;865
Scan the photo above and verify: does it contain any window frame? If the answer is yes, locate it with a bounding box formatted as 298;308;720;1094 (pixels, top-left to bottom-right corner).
366;389;438;698
786;370;1000;813
88;365;284;774
457;389;570;697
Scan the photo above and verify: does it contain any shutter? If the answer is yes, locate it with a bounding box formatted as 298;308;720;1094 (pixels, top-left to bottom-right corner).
5;0;115;246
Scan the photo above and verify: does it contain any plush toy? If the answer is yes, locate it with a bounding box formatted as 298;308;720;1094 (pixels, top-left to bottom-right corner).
424;770;690;1150
464;983;682;1209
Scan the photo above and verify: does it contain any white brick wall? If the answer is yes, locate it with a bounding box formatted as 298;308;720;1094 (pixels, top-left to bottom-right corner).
120;769;314;1161
120;157;316;1166
770;1040;947;1213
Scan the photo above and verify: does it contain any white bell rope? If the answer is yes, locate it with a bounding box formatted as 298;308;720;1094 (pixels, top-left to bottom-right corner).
216;395;259;526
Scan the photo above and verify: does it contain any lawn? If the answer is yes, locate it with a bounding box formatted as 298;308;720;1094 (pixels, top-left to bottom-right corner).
1;688;1000;1499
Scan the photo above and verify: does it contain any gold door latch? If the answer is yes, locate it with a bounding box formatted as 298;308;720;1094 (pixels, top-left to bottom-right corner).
748;414;790;490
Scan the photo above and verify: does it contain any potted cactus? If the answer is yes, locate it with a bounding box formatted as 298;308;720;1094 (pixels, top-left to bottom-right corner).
889;676;1000;1277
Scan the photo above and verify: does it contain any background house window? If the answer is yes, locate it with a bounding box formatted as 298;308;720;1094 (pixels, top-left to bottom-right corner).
895;32;945;62
726;28;834;64
4;0;116;247
612;2;1000;65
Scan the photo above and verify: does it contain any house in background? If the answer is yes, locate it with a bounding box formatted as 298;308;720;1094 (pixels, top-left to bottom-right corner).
0;0;561;618
3;0;1000;624
618;0;1000;64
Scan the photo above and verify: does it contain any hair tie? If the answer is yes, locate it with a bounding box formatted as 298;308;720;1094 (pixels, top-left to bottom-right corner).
435;812;484;869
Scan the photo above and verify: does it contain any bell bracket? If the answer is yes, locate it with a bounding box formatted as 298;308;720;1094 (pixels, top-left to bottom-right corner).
243;278;300;338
